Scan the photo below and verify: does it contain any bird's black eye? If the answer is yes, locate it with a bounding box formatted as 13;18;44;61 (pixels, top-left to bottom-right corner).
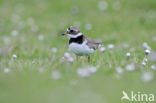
70;30;74;32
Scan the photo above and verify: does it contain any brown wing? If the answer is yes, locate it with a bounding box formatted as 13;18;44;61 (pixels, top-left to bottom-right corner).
84;36;100;50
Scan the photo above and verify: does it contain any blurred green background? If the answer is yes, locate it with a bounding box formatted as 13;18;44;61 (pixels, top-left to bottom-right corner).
0;0;156;103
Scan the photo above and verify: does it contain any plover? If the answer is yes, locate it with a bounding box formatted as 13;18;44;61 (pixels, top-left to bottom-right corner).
62;26;101;62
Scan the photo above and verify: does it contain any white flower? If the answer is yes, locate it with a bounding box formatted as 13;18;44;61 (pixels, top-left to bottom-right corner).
126;52;131;57
51;48;58;53
51;70;61;80
141;72;154;82
98;1;108;11
77;66;98;78
108;44;114;49
150;65;156;70
77;68;91;78
142;42;151;50
126;64;135;71
100;47;106;52
88;66;98;74
116;67;123;74
142;62;146;66
85;24;92;30
38;34;44;40
64;52;70;58
60;56;65;63
11;30;18;36
4;68;10;73
12;54;17;59
145;49;150;55
68;57;74;62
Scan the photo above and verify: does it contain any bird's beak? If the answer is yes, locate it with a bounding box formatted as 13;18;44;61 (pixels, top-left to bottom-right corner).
62;32;67;36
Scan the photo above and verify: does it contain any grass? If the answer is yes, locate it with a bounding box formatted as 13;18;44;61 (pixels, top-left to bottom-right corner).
0;0;156;103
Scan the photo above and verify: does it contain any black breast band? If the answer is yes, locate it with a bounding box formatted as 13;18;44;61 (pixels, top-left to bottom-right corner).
69;35;84;44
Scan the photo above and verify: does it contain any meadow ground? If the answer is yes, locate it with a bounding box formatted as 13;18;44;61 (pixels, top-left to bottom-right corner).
0;0;156;103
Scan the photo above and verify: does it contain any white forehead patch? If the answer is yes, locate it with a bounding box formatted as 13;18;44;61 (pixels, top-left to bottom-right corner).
67;28;70;32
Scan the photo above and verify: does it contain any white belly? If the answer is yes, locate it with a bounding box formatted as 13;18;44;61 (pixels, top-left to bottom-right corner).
69;42;95;56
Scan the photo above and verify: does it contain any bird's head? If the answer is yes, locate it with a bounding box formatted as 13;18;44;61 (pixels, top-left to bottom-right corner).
62;26;82;38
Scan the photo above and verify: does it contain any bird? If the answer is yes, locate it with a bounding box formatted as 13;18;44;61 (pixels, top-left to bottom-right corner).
62;26;101;62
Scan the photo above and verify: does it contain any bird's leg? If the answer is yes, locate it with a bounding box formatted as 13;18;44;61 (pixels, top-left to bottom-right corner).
88;56;90;63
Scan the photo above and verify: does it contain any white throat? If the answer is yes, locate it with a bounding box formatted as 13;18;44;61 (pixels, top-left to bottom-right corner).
67;32;82;38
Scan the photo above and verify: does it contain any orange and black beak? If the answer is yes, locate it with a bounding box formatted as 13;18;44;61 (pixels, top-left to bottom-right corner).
62;32;67;36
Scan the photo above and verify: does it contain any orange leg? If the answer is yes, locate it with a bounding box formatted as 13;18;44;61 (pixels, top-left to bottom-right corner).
88;56;90;63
